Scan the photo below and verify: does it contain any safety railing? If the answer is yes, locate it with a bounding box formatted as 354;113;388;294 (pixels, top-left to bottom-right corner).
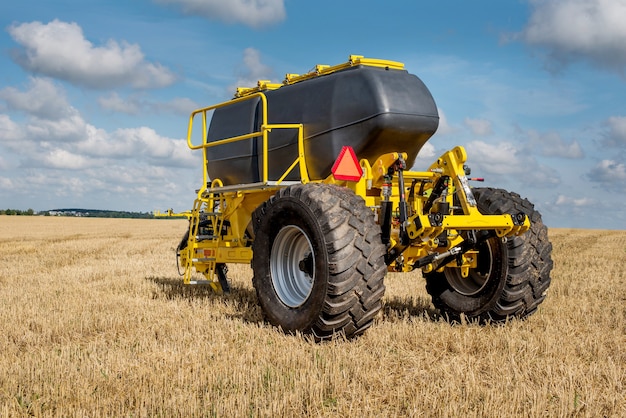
186;92;309;198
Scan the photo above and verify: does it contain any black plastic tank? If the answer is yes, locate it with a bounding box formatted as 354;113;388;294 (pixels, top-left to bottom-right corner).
206;64;439;185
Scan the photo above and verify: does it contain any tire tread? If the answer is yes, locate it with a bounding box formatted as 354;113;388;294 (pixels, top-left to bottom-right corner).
252;184;387;339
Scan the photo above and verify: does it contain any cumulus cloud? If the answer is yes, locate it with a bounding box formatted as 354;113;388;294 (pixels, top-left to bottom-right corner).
0;177;15;190
527;130;584;159
1;77;196;173
29;113;89;143
242;47;273;79
434;108;454;135
466;141;526;174
466;140;560;185
0;156;11;171
154;0;286;28
98;93;199;115
8;20;176;89
115;127;180;159
0;115;24;142
464;117;493;136
418;142;436;159
0;77;90;143
75;126;197;167
410;142;437;170
550;194;598;226
98;93;141;115
154;97;200;115
606;116;626;147
0;77;73;119
17;171;90;197
587;159;626;184
515;0;626;76
555;194;593;207
230;47;274;92
41;149;93;170
2;109;199;208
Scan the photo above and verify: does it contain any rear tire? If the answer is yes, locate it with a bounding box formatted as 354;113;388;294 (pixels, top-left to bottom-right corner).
425;188;553;322
252;184;387;339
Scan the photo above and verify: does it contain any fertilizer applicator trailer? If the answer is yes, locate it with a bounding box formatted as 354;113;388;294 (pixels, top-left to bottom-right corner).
170;55;553;340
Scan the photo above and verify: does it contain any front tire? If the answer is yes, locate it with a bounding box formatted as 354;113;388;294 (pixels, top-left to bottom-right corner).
252;184;387;339
425;188;553;322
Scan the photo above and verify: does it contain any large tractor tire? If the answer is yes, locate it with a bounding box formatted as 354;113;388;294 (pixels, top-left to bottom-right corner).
251;184;387;340
425;188;553;322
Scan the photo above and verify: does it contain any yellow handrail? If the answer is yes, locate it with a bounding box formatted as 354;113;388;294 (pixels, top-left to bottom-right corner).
186;92;309;197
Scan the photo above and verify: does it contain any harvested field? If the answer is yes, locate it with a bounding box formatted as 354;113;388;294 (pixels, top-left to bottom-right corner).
0;216;624;417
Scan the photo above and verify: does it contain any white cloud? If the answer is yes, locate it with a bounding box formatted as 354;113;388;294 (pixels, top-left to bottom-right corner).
411;142;437;170
98;93;141;115
21;172;90;197
1;112;200;209
155;0;286;28
0;156;11;170
466;141;526;175
230;47;274;93
527;130;584;159
555;194;593;207
587;159;626;184
1;77;197;174
154;97;199;115
41;149;93;170
418;142;436;159
0;77;73;120
26;113;88;143
465;140;560;186
517;0;626;76
242;48;272;79
98;93;199;115
0;77;89;143
0;115;24;142
0;177;15;190
8;20;176;89
121;127;175;159
606;116;626;147
434;108;454;135
76;126;197;167
464;117;493;136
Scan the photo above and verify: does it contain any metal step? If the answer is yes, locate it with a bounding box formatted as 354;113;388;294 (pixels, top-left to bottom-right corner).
188;280;214;285
199;212;220;217
195;235;215;241
192;257;216;263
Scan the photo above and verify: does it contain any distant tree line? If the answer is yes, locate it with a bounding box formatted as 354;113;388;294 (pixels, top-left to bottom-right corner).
0;208;35;216
76;210;154;219
1;208;155;218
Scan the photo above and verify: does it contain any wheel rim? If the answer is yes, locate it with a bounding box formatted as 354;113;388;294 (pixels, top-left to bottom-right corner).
444;239;496;296
270;225;315;308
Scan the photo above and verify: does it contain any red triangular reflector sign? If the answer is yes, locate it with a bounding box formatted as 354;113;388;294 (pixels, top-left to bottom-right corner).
331;146;363;182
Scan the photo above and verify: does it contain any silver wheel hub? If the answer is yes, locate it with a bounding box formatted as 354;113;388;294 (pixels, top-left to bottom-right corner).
270;225;315;307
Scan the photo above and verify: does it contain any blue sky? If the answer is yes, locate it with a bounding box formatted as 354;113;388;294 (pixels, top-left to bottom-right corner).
1;0;625;229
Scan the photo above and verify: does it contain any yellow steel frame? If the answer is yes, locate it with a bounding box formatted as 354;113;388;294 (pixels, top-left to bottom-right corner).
174;55;532;291
180;92;310;290
325;146;530;275
186;92;310;197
